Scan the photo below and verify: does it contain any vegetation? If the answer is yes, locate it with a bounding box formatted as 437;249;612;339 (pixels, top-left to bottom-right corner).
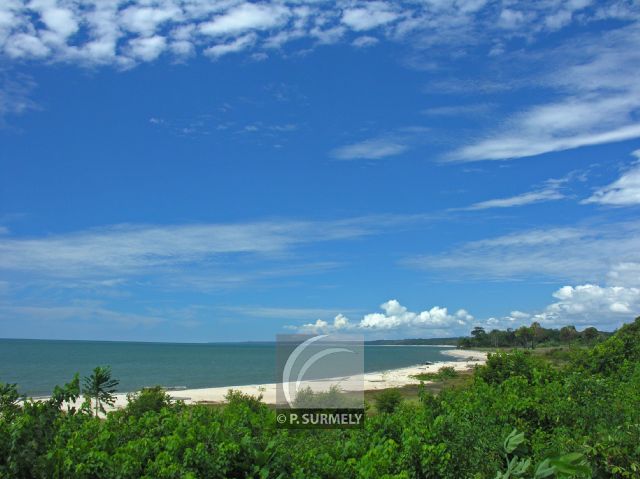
1;317;640;478
372;388;403;414
412;365;458;382
458;322;610;349
83;366;119;416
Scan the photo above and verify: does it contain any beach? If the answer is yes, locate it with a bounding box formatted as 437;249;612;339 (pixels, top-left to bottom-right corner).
57;349;487;411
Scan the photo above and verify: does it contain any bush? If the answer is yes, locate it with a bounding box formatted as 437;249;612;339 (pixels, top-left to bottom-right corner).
374;388;403;414
477;350;553;385
293;385;362;408
125;386;173;417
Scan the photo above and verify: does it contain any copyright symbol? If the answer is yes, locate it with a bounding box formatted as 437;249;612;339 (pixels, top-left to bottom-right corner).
276;413;287;424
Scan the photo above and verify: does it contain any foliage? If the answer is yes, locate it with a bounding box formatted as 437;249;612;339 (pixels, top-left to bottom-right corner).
412;365;458;382
0;382;21;419
459;323;609;349
1;316;639;478
476;350;554;385
293;385;362;409
125;386;173;417
373;388;403;413
494;429;590;479
83;366;119;416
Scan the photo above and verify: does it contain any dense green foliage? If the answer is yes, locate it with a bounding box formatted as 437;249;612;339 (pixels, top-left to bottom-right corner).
459;323;610;349
373;388;403;414
412;366;458;382
2;318;640;478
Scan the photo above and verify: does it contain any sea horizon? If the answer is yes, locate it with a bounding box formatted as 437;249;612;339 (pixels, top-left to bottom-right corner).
0;338;460;397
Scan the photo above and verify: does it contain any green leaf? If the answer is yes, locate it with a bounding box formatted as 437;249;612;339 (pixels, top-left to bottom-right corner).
504;429;526;454
549;452;590;476
533;459;555;479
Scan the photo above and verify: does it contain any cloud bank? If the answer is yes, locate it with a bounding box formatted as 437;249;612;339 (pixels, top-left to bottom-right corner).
0;1;629;67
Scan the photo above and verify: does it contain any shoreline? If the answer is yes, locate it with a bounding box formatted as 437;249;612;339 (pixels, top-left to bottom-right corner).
36;349;487;410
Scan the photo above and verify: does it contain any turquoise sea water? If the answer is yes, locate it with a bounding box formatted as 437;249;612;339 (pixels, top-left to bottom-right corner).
0;339;457;396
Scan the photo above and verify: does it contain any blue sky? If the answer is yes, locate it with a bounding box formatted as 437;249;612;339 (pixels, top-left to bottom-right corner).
1;0;640;341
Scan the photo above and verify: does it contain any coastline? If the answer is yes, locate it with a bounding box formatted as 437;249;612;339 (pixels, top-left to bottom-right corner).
52;349;487;410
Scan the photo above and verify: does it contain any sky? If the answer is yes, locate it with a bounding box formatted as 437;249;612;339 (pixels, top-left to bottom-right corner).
1;0;640;342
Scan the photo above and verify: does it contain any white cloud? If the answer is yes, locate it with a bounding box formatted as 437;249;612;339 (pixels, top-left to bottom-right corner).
0;72;38;122
341;3;399;31
127;35;166;61
0;0;623;66
607;262;640;288
205;33;256;58
0;215;422;279
407;221;640;285
464;184;564;210
498;9;527;29
421;103;493;117
584;151;640;206
0;302;165;327
200;3;289;37
450;24;640;162
4;32;49;58
533;284;640;329
297;299;472;333
40;6;78;40
120;5;181;36
352;35;378;48
331;138;408;160
221;305;357;321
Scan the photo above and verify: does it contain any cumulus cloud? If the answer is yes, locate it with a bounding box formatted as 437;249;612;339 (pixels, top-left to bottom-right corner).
297;299;473;333
341;2;399;31
583;150;640;206
0;0;628;66
127;35;166;61
532;284;640;329
199;3;290;37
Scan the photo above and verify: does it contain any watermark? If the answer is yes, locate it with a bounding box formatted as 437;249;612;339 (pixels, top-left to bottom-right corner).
276;334;364;429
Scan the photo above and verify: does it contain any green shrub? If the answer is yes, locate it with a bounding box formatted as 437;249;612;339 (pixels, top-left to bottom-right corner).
125;386;173;417
374;388;403;414
477;350;553;385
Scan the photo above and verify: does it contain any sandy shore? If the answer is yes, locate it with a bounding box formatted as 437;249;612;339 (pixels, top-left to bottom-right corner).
46;349;487;411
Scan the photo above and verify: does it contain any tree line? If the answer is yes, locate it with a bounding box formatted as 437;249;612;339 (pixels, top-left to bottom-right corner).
458;322;610;349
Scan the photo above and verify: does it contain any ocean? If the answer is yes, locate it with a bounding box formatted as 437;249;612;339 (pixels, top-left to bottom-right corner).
0;338;458;396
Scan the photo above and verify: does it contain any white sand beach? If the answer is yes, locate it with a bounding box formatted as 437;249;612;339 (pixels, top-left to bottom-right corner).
49;349;487;411
129;349;479;409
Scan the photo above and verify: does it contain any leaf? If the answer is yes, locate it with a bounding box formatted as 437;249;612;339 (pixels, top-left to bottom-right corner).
533;459;555;479
504;429;526;454
549;452;590;476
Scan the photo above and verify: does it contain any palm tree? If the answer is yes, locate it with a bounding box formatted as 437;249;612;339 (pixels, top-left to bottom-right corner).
83;366;119;416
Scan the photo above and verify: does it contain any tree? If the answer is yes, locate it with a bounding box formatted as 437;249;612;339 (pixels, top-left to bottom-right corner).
559;325;578;344
83;366;119;416
530;322;547;348
471;326;487;344
582;326;599;343
515;326;534;349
